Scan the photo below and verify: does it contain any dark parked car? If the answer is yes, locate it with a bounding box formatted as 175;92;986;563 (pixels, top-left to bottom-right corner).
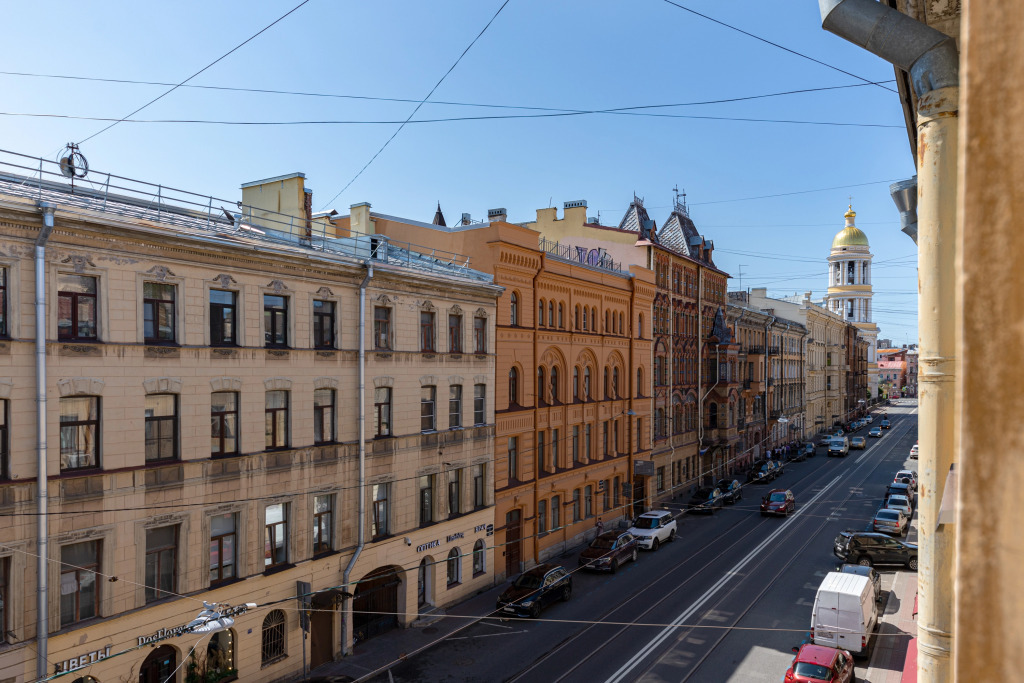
716;479;743;504
760;489;796;516
748;460;779;483
578;531;638;573
496;564;572;618
805;443;816;458
885;481;916;507
881;419;891;429
687;487;724;514
839;563;883;603
833;531;918;570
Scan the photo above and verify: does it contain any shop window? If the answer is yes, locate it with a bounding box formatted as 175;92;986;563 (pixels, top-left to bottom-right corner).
472;539;486;576
371;484;390;538
206;629;237;680
446;548;461;587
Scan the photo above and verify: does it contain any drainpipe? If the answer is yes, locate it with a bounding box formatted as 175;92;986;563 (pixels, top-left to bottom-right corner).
342;262;373;656
35;202;55;679
819;2;959;680
765;315;776;447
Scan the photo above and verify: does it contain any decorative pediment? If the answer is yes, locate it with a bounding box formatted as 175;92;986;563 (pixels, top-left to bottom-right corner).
420;300;436;311
314;377;340;390
212;274;237;288
57;378;105;396
145;265;176;281
419;375;438;387
373;376;395;388
210;377;243;392
143;377;183;394
449;304;463;315
61;254;95;273
264;377;292;391
376;294;393;305
475;308;489;318
267;280;288;294
316;286;334;297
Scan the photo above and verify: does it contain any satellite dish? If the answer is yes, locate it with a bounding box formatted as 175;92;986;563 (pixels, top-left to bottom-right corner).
58;143;89;179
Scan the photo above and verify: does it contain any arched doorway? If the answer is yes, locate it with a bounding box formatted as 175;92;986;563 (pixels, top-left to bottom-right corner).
504;509;522;578
353;567;401;642
139;644;176;683
417;557;434;611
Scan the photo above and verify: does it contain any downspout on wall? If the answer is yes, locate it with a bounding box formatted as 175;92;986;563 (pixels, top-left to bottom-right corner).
342;262;373;656
35;202;55;679
819;3;960;681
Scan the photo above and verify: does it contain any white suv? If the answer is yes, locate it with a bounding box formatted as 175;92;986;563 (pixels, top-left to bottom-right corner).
628;510;677;551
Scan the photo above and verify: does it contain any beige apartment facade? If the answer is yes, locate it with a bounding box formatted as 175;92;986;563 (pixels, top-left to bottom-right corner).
0;166;501;683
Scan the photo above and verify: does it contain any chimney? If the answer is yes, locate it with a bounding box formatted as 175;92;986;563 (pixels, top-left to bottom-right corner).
461;213;472;226
303;188;313;241
487;208;507;223
563;199;587;225
350;202;373;235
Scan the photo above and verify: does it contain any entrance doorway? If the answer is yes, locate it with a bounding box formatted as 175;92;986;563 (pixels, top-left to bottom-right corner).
504;509;522;578
352;567;400;642
310;591;335;669
139;645;176;683
632;478;646;517
417;557;434;611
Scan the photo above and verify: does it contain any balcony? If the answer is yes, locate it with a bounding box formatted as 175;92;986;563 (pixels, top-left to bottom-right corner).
767;346;780;355
746;345;765;355
767;378;775;387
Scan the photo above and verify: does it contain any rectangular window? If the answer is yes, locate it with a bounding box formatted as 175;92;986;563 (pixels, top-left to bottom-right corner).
637;417;643;451
374;387;392;437
374;307;391;350
449;385;462;429
57;274;98;341
614;420;620;454
585;424;591;462
572;489;581;522
474;316;487;353
473;464;486;509
0;557;7;637
508;437;518;481
657;467;665;492
552;429;559;469
473;384;486;426
313;300;335;348
538;499;547;534
613;476;621;509
584;485;593;518
537;431;545;471
313;388;335;444
263;294;288;348
572;426;579;464
209;289;237;346
0;267;7;337
419;475;435;526
448;314;462;353
313;494;334;554
421;386;436;432
551;494;561;530
143;282;176;343
448;469;462;517
0;399;8;479
59;396;99;471
264;503;288;569
144;394;177;462
60;541;99;626
145;526;177;603
371;484;390;537
265;390;289;449
209;513;236;585
602;480;610;511
211;392;238;456
420;311;435;352
603;421;609;457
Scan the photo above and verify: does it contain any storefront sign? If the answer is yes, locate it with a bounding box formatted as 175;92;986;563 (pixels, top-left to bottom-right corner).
136;603;251;646
417;523;492;552
54;645;112;674
445;532;464;542
633;459;655;477
415;539;441;552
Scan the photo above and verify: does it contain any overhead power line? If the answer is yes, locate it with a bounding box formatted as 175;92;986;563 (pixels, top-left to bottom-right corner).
319;0;513;210
77;0;312;145
690;179;905;206
659;0;898;94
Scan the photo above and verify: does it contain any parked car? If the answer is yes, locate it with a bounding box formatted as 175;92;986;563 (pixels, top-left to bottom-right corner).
804;443;816;458
886;482;916;507
833;530;918;570
909;444;919;459
687;487;724;514
865;415;874;423
785;643;855;683
850;436;866;450
880;419;892;429
894;470;918;490
868;427;883;438
578;530;638;573
496;564;572;618
628;510;677;551
873;508;909;536
838;563;883;603
760;489;796;516
885;495;913;518
716;479;743;504
818;435;833;447
749;460;779;483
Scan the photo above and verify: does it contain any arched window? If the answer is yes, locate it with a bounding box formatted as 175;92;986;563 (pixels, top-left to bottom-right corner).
583;367;592;400
638;314;644;338
550;366;559;403
473;539;486;576
656;408;665;438
548;302;554;327
673;397;683;433
847;261;856;284
583;307;588;330
573;367;580;401
538;299;545;326
592;308;597;330
612;367;619;398
207;629;235;677
605;311;610;333
537;367;546;405
575;305;580;330
447;548;461;587
558;303;564;328
508;367;519;406
637;367;644;397
603;367;610;398
261;610;287;665
510;292;519;326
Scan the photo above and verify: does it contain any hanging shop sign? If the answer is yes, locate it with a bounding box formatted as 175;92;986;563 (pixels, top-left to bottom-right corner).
136;603;251;646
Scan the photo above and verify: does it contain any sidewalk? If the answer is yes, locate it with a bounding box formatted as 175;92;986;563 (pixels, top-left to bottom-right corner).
862;570;918;683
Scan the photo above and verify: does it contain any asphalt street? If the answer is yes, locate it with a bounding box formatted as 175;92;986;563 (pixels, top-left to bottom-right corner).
366;403;919;683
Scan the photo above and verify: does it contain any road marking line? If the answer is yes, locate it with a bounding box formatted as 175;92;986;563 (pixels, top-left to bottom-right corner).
856;452;869;464
603;474;843;683
448;629;528;640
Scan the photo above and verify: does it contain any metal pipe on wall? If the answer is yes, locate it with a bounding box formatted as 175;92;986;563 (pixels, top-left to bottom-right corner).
35;202;55;678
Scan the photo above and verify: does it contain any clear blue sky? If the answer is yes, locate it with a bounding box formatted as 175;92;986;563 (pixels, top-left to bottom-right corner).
0;0;918;345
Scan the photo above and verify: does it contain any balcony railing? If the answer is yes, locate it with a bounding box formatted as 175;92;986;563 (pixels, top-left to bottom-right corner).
747;345;765;354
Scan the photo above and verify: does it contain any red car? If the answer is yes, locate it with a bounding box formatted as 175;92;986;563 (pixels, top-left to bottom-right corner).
760;489;796;516
785;643;854;682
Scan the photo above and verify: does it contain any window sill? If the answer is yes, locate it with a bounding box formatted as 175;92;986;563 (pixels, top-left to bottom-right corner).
144;340;180;347
447;582;461;589
263;563;295;576
209;577;243;590
261;654;288;669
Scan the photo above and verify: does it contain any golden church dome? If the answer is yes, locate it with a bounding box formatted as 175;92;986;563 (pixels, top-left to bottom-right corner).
832;204;869;248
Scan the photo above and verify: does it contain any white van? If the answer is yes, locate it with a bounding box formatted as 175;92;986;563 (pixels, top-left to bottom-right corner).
811;571;878;656
828;437;850;457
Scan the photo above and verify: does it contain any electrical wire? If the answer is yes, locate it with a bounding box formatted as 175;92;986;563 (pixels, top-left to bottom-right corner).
659;0;898;94
318;0;512;211
689;178;906;206
77;0;312;145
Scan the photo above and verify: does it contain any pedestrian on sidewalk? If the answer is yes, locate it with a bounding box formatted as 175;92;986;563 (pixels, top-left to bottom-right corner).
595;517;604;535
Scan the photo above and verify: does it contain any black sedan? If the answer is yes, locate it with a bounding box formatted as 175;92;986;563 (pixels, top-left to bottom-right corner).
687;487;724;514
716;479;743;504
496;564;572;618
578;531;639;573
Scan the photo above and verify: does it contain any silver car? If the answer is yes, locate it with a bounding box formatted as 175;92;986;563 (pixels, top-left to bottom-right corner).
886;494;913;518
873;508;908;536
